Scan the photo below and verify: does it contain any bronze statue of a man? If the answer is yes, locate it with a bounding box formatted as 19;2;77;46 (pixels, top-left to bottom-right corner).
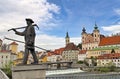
13;18;38;64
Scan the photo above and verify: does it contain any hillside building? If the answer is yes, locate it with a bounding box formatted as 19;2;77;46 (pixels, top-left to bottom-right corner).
62;43;79;61
81;23;104;50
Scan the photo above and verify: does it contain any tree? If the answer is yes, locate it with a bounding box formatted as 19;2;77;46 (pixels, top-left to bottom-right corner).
91;56;97;66
77;43;82;49
111;49;115;54
83;59;89;66
2;61;13;79
107;62;116;71
77;61;84;64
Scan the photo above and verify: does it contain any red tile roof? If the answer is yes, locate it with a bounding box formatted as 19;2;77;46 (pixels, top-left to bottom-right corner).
98;53;120;59
10;42;18;45
54;47;65;55
47;52;54;56
64;43;79;51
79;50;87;54
47;47;65;56
0;50;11;52
99;36;120;46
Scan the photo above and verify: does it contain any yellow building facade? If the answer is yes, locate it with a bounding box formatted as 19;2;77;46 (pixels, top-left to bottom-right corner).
87;46;120;58
14;51;24;65
9;42;18;54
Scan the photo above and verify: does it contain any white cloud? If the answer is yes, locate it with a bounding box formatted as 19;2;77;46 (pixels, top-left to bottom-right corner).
35;34;65;50
0;0;61;51
0;0;81;51
71;37;81;45
102;24;120;34
0;0;60;32
102;8;120;34
35;35;81;51
114;9;120;15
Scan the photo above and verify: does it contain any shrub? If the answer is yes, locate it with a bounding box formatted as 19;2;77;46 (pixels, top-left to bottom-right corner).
77;61;84;64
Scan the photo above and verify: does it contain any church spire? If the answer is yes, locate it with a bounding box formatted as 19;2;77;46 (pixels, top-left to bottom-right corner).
94;22;98;30
66;32;69;38
82;27;86;35
82;27;86;32
65;32;70;45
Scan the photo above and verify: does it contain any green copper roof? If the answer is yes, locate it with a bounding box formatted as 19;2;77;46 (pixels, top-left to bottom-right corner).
66;32;69;38
94;22;98;30
91;46;120;51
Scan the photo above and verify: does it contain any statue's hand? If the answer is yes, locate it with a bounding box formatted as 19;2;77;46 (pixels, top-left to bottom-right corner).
8;28;16;31
12;28;16;31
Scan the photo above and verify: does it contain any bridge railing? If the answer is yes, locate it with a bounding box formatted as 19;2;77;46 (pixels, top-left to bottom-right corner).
0;69;9;79
46;73;120;79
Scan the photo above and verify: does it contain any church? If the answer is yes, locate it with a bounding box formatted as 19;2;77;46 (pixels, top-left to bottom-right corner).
81;23;105;50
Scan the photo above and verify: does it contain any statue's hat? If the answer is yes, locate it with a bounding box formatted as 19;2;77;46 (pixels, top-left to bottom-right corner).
26;18;34;23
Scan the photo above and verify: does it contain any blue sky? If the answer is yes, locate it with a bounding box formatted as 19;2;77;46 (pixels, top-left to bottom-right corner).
0;0;120;51
46;0;120;36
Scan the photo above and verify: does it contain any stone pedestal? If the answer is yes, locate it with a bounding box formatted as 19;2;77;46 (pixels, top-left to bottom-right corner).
12;64;47;79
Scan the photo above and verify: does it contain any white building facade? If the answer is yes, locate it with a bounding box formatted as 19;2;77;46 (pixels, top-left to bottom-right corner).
0;51;17;68
78;50;87;61
47;54;62;62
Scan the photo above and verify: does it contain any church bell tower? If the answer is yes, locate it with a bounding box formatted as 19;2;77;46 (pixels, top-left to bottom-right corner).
65;32;70;45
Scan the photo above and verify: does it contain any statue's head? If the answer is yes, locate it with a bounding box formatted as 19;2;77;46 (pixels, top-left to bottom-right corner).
26;18;34;25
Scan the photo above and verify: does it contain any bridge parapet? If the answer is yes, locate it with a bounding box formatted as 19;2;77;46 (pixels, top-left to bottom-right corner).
0;69;9;79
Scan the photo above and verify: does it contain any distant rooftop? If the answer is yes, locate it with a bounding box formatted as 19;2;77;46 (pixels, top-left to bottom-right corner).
99;35;120;46
98;53;120;59
79;50;87;54
64;43;78;51
10;41;18;45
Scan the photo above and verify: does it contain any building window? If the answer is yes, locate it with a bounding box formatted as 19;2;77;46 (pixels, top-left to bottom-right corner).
95;34;96;37
83;37;84;39
2;56;3;58
89;47;90;50
89;40;90;42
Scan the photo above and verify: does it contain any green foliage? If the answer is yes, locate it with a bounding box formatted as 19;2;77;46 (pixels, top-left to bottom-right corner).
2;61;13;79
109;65;116;72
111;49;115;54
84;59;89;66
96;65;116;72
77;61;84;64
77;43;82;49
96;61;116;72
90;56;97;66
99;67;110;72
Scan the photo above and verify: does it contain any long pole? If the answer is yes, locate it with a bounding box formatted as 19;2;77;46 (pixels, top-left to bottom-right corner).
4;37;50;52
8;24;39;31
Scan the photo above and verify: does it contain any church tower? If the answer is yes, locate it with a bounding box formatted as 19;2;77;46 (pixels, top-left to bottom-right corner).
93;23;100;43
81;27;87;44
65;32;70;45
